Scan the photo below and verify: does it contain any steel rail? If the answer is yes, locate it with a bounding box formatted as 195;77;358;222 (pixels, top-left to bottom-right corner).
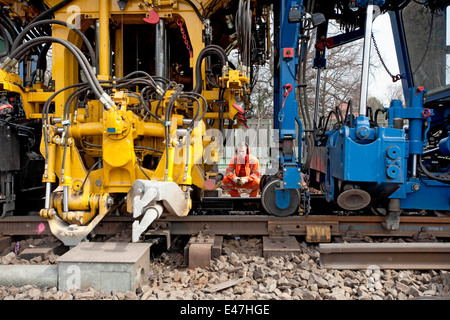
319;242;450;269
1;214;450;239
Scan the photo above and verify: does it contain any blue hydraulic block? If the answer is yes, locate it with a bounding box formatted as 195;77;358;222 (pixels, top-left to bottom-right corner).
326;126;407;184
388;88;434;155
408;87;427;155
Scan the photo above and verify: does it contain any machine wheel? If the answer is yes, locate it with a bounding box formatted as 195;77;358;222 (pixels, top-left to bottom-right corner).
261;179;301;217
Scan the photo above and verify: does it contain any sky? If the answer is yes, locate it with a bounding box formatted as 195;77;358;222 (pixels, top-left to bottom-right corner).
368;12;403;106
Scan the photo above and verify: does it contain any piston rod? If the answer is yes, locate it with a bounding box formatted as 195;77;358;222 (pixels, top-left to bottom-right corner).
359;3;374;116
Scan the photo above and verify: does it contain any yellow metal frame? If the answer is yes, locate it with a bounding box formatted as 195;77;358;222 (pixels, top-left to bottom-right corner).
1;0;251;233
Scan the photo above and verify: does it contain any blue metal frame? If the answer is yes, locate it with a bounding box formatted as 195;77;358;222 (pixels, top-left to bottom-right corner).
308;2;449;215
270;0;449;217
271;0;305;210
389;10;413;105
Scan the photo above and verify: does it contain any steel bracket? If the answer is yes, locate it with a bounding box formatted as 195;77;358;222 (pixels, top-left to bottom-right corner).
183;233;222;269
145;228;172;250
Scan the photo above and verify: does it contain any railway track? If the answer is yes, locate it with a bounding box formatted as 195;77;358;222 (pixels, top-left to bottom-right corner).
2;212;450;240
2;205;450;295
2;195;450;270
319;242;450;270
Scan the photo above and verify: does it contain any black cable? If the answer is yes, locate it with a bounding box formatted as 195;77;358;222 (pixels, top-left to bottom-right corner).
139;86;163;122
319;110;339;136
82;140;102;148
155;82;175;120
335;105;344;127
136;155;151;180
78;158;102;194
12;19;95;65
181;0;204;22
36;42;51;71
0;13;18;41
163;84;184;180
8;37;105;101
134;145;164;154
29;0;74;24
374;108;386;127
418;155;450;184
42;82;90;169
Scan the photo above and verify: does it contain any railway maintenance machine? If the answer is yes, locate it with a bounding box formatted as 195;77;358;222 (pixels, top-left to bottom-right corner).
0;0;449;246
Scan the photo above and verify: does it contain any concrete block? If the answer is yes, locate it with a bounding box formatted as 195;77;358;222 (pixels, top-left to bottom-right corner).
19;243;67;260
57;242;151;292
0;265;58;287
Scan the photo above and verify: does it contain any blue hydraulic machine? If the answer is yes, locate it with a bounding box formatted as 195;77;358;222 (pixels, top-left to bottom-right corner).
262;0;450;227
307;0;450;229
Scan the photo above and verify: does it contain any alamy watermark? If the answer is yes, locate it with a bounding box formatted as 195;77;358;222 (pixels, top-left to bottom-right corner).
172;125;282;175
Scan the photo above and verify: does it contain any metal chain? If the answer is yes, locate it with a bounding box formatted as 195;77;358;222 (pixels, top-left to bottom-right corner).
177;20;193;58
371;32;402;82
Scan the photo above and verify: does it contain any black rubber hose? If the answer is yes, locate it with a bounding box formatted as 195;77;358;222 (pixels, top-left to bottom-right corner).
418;155;450;184
41;81;89;168
12;19;95;66
9;36;103;98
29;0;74;24
182;0;204;22
0;14;18;41
192;45;227;93
37;42;52;70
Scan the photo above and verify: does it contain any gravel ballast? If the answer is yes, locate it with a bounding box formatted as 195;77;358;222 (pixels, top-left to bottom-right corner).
0;235;450;300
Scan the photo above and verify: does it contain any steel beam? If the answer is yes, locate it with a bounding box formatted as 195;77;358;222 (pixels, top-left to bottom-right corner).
319;243;450;269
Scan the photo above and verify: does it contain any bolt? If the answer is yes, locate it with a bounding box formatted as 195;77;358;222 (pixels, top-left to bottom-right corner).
107;197;114;207
412;184;420;191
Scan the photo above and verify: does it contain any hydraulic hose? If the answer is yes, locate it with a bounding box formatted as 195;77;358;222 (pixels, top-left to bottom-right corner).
418;155;450;184
12;19;95;65
0;13;18;41
193;45;228;93
29;0;74;24
6;36;109;105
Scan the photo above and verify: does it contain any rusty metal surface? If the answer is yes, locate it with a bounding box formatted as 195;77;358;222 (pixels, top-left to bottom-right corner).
184;234;216;269
157;215;450;238
0;215;133;236
319;243;450;269
0;216;52;236
2;214;450;240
